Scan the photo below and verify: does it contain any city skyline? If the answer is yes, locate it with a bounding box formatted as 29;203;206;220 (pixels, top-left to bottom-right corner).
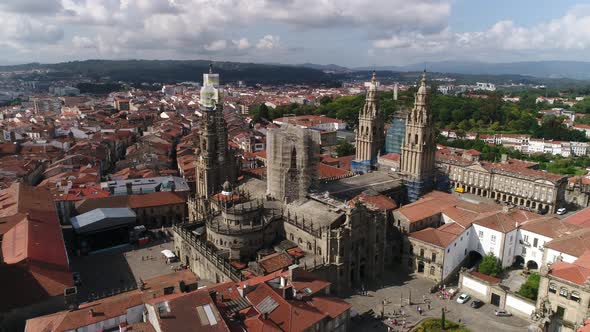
1;0;590;67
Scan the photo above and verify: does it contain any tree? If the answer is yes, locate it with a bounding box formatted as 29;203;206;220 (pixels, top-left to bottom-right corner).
478;254;502;277
334;140;355;157
517;273;540;301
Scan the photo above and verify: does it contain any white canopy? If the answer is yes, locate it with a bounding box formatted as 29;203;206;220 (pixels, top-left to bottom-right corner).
161;249;176;259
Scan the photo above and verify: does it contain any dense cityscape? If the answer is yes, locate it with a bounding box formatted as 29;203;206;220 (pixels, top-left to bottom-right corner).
4;1;590;332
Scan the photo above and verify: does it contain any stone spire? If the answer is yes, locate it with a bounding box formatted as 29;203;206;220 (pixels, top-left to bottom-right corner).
400;70;436;201
352;71;384;171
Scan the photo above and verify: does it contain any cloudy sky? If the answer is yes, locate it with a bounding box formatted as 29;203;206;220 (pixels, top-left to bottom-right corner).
1;0;590;67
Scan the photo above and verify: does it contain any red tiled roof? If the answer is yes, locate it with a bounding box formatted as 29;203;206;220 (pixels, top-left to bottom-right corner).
348;192;397;211
469;271;501;284
380;153;400;161
564;207;590;228
409;227;457;248
258;253;293;274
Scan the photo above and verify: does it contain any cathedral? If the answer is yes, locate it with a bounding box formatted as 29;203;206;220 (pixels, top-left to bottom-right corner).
174;68;433;294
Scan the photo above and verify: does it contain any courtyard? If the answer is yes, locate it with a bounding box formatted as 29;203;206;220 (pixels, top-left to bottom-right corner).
69;235;199;302
347;271;532;332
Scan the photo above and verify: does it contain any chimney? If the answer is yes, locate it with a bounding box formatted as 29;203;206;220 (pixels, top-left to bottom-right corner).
280;276;286;288
500;154;508;164
282;285;294;301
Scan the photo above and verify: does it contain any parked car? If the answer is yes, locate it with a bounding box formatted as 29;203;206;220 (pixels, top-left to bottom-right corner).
470;300;483;308
73;272;82;287
557;208;567;215
456;293;470;304
494;309;512;316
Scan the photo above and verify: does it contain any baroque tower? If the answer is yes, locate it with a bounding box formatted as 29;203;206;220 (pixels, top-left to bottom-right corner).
190;65;237;221
352;71;384;172
400;70;436;202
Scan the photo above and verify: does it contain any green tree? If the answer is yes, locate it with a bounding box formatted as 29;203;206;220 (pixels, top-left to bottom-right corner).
334;140;355;157
517;273;540;301
478;254;502;277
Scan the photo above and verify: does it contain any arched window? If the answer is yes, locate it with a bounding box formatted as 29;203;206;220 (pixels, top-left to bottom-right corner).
559;287;569;298
414;134;418;144
290;233;294;241
290;147;297;168
307;242;312;251
317;247;322;256
571;291;581;303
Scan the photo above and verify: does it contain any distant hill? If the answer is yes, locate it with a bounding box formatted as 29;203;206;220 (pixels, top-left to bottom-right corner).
356;60;590;80
297;63;351;72
0;60;331;85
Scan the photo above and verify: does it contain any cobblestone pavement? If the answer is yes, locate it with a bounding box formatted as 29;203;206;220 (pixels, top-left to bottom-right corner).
346;271;532;332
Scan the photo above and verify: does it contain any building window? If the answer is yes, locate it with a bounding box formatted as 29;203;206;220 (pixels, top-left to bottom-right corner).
491;235;496;243
524;235;529;243
420;249;424;257
509;235;513;243
479;231;483;238
522;247;527;255
430;266;435;275
447;248;450;253
431;253;437;262
571;291;581;303
290;234;294;241
559;287;569;298
533;238;538;248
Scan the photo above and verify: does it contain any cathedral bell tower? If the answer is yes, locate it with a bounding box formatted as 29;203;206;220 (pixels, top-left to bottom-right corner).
190;64;237;221
400;70;436;202
351;71;384;173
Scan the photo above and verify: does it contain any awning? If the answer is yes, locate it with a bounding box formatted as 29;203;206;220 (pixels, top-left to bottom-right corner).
161;249;176;259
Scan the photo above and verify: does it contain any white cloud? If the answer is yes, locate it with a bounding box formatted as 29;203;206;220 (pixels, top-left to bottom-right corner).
1;1;590;65
232;38;251;50
257;35;280;50
72;36;95;49
204;39;227;51
372;4;590;61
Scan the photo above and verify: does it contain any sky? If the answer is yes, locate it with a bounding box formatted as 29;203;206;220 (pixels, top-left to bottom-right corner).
1;0;590;67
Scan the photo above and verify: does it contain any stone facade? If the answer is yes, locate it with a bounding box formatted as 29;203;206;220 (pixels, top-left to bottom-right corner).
266;125;319;204
400;71;436;201
534;266;590;332
190;67;238;221
405;238;445;282
353;72;384;171
437;153;567;214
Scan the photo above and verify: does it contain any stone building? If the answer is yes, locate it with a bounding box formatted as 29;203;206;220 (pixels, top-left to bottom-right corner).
400;71;436;201
266;125;319;204
174;120;402;293
534;255;590;332
436;147;568;214
351;71;384;172
190;65;238;221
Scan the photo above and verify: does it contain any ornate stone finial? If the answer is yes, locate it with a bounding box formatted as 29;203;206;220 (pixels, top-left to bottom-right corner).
371;70;377;83
209;63;213;74
421;69;427;84
539;264;549;276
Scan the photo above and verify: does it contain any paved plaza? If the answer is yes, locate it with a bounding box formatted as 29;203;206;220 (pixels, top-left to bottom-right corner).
347;271;531;332
69;236;189;301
